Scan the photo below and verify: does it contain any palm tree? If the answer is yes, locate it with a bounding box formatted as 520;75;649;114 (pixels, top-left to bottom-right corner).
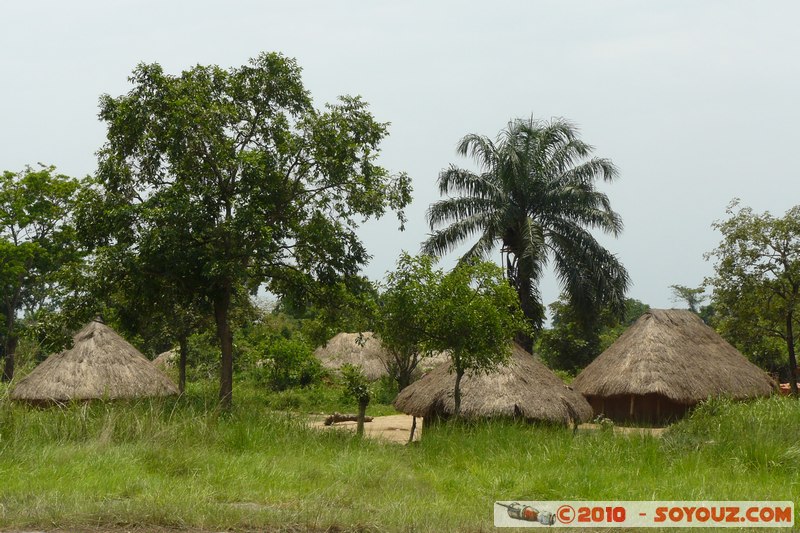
422;117;630;337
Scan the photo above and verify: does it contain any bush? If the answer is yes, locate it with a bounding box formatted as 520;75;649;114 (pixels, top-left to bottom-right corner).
258;337;322;391
373;375;399;404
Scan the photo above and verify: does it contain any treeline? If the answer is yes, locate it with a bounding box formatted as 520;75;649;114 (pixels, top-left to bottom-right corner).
2;52;798;406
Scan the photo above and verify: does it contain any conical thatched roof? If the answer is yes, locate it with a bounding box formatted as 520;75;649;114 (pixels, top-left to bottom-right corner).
153;348;177;369
394;344;593;425
314;332;390;380
11;320;179;403
314;332;448;381
572;309;775;404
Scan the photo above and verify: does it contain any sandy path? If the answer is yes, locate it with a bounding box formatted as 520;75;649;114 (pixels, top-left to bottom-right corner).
308;413;421;444
309;414;666;442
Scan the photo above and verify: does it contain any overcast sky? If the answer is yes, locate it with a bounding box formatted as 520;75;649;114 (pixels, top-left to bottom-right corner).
1;1;798;310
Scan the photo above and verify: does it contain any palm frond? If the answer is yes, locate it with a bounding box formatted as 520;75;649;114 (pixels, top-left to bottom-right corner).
427;196;497;228
456;134;497;171
437;166;502;200
421;212;495;257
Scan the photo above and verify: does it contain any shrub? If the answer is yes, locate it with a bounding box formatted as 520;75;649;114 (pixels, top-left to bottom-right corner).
259;337;322;391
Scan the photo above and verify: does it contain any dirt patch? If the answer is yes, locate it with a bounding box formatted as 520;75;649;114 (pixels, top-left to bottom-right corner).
578;423;667;437
308;414;421;444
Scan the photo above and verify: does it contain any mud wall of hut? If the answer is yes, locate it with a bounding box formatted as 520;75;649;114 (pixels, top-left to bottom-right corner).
586;393;690;425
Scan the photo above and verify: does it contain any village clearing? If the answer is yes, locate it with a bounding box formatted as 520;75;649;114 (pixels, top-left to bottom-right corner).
309;414;666;443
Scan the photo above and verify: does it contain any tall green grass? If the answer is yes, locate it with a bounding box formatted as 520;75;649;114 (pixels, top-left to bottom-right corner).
1;382;798;532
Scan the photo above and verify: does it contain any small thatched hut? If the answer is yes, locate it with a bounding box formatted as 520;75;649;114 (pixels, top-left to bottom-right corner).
572;309;775;424
153;348;177;369
10;319;179;403
314;332;390;380
394;343;593;426
314;332;448;381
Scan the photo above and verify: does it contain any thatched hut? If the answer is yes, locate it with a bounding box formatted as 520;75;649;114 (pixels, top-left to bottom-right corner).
10;319;179;403
394;343;593;426
571;309;775;424
314;332;448;381
314;332;390;380
153;348;177;369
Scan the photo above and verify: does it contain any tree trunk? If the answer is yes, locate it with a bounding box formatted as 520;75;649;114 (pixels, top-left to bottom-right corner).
1;312;17;382
408;416;417;443
356;398;369;437
397;369;412;391
787;311;798;396
178;334;188;394
511;266;536;352
214;283;234;410
453;368;464;417
1;338;14;382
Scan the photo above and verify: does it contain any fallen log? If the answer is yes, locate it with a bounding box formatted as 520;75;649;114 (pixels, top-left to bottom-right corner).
324;412;374;426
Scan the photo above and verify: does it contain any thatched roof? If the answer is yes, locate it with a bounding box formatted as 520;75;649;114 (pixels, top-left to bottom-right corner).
314;332;390;380
11;319;179;402
393;343;593;425
153;348;177;369
571;309;775;404
314;332;449;381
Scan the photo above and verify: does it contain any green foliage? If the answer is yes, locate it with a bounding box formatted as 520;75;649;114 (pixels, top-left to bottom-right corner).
277;275;379;347
664;396;800;472
538;296;649;373
257;336;322;391
422;117;629;333
0;165;83;380
426;259;529;375
669;284;707;313
340;363;371;405
87;52;411;407
374;253;439;390
706;200;800;383
393;257;530;416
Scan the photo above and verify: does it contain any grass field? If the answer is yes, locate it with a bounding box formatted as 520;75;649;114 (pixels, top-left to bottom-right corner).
0;380;798;532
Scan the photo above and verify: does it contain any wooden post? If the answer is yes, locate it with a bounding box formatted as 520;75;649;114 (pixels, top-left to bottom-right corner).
408;416;417;443
629;395;635;418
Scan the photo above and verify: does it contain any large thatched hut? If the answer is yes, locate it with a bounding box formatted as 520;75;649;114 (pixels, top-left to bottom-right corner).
10;319;179;403
571;309;775;424
314;332;448;381
394;343;593;426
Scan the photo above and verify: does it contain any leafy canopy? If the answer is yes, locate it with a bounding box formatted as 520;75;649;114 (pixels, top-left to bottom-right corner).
706;200;800;388
0;165;82;380
86;52;412;407
423;117;629;332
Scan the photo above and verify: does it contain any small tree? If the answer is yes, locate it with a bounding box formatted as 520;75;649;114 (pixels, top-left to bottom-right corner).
669;284;706;313
0;166;81;381
374;253;438;390
424;260;528;417
340;363;371;436
706;201;800;394
538;296;649;372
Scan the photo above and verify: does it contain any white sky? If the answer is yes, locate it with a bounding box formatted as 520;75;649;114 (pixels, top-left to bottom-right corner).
1;1;798;310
